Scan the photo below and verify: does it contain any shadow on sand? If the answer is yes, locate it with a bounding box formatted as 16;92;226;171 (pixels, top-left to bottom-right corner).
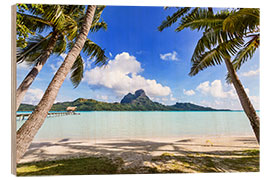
17;137;259;175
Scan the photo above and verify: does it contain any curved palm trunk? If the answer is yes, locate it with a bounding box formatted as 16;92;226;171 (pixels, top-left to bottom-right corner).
16;5;96;163
16;31;59;111
224;57;260;143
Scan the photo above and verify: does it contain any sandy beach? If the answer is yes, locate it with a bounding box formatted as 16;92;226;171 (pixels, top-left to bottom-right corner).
19;135;259;172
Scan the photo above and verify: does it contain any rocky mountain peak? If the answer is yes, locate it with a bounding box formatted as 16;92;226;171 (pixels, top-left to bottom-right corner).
134;89;146;97
120;89;149;104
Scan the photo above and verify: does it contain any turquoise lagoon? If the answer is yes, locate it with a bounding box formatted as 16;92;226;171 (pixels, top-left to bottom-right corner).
16;111;256;141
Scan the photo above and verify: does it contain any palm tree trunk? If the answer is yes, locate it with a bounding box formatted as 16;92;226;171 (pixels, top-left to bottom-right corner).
16;5;96;163
224;57;260;144
16;31;59;111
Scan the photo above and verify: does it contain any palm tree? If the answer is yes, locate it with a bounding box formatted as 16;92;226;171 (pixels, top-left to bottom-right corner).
16;5;107;110
158;7;213;32
158;8;260;143
16;5;106;162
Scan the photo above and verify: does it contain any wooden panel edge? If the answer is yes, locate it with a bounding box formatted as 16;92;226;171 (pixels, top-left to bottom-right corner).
11;4;17;176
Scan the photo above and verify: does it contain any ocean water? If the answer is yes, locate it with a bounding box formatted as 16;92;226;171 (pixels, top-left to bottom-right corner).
16;111;256;140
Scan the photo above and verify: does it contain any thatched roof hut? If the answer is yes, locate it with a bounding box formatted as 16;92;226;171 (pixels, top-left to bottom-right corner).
66;106;77;112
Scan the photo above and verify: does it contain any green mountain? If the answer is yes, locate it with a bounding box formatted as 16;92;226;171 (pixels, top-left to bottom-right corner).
18;89;229;111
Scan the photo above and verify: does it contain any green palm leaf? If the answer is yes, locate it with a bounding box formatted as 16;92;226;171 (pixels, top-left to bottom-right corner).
16;33;52;64
189;48;224;76
190;36;244;76
16;12;51;33
232;34;259;70
158;7;191;31
191;27;223;62
223;8;259;35
61;15;78;41
70;54;84;88
53;34;67;56
176;9;228;32
82;39;108;66
90;20;107;32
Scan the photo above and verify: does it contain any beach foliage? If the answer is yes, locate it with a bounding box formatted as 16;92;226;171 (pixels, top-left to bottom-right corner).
17;149;259;175
17;156;120;176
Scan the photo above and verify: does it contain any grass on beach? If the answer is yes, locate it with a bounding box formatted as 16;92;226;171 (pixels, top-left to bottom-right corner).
17;149;259;176
148;149;259;173
16;156;121;176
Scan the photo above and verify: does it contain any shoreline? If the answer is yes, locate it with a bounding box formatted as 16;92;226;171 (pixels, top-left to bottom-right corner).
20;135;259;165
31;134;256;144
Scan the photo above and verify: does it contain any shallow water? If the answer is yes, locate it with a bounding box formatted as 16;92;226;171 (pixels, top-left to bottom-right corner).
16;111;256;140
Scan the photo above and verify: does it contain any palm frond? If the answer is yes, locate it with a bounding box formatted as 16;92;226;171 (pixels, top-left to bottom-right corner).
53;34;67;56
225;72;233;84
176;9;229;32
61;15;78;41
191;28;243;62
223;8;259;35
41;5;66;30
189;36;244;76
92;6;106;24
189;48;224;76
158;7;191;31
26;4;45;15
70;54;84;88
63;5;85;17
232;34;259;70
82;39;108;66
71;6;107;35
16;12;52;33
90;20;107;32
89;6;107;32
16;33;52;64
191;27;222;62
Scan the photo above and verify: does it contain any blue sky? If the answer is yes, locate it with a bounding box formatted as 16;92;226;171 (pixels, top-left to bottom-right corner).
17;6;260;110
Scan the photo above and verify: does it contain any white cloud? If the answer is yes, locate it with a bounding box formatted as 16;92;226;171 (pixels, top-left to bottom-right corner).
169;94;177;101
183;89;195;96
50;64;58;72
49;53;67;74
96;94;108;101
109;52;113;58
199;95;259;110
196;80;237;99
50;60;64;74
22;88;44;105
17;61;31;70
195;80;259;110
198;99;238;110
241;68;259;77
84;56;96;70
83;52;171;98
160;51;179;61
250;96;260;109
60;53;67;59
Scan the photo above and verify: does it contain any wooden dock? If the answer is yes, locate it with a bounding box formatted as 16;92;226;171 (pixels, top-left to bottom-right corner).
16;112;80;121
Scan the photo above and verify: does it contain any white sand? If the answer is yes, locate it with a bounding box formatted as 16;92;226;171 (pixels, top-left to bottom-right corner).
19;135;259;170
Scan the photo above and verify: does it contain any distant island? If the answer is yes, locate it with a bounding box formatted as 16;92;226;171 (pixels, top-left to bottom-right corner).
18;89;230;111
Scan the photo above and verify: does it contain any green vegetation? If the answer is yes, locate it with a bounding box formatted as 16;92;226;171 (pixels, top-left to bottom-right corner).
16;5;108;111
150;149;259;173
17;149;259;175
18;89;228;111
17;156;121;176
